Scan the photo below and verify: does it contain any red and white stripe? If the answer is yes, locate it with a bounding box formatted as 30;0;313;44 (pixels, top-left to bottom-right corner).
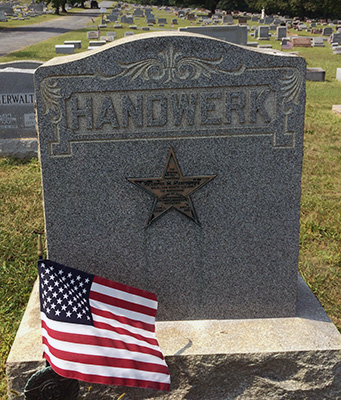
41;275;171;391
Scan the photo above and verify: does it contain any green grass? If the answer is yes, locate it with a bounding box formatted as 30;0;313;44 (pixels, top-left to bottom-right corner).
0;5;341;399
0;158;45;400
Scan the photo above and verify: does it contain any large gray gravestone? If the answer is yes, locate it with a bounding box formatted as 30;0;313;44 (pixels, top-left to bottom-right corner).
35;32;306;321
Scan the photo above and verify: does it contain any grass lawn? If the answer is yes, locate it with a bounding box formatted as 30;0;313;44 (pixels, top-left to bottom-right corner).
0;5;340;399
0;7;91;29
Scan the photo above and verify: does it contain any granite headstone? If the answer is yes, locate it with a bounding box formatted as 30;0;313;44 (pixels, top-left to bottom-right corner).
178;25;247;45
222;15;233;25
276;26;287;40
0;10;6;21
292;37;311;47
306;67;325;82
331;32;341;44
0;68;36;139
0;3;14;16
35;32;306;321
257;25;270;39
322;27;333;35
336;68;341;81
312;37;325;47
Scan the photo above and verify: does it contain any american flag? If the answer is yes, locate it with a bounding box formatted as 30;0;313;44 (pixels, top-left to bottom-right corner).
38;260;170;391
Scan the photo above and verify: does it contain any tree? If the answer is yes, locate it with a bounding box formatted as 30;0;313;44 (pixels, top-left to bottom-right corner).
217;0;250;12
246;0;341;18
37;0;67;14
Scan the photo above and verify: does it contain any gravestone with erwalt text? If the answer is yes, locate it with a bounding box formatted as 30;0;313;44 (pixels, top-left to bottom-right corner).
0;66;39;159
0;68;36;139
6;32;341;400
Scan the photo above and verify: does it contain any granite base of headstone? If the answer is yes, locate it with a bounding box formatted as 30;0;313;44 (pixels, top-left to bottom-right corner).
6;32;341;398
7;276;341;399
0;138;38;159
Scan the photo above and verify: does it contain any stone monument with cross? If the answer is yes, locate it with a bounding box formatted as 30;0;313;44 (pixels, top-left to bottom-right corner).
6;32;341;399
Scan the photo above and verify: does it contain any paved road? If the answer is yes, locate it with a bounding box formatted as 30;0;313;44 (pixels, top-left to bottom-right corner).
0;9;101;57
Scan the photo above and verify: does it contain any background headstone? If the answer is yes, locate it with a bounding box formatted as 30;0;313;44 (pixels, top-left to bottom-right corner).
336;68;341;82
222;15;234;25
0;3;14;16
322;27;333;35
179;25;247;45
87;31;99;39
276;26;287;40
292;37;311;47
0;10;7;21
0;68;36;139
257;25;270;39
330;32;341;44
306;67;325;82
312;37;325;47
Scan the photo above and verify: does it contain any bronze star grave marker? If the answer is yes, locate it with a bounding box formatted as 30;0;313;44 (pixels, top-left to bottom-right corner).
128;148;216;227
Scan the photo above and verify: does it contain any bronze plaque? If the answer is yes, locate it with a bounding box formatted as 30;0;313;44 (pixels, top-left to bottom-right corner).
128;148;216;226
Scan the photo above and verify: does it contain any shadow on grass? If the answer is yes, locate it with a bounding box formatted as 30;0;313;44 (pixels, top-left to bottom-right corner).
0;157;36;166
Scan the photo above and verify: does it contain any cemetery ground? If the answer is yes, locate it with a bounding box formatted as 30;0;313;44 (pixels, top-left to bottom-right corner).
0;8;101;56
0;7;87;29
0;4;341;399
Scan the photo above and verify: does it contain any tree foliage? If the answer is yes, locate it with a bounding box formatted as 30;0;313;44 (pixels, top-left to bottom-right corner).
40;0;85;15
134;0;341;18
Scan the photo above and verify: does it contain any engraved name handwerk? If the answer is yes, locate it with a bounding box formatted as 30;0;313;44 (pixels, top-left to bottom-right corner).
40;47;302;125
38;46;303;154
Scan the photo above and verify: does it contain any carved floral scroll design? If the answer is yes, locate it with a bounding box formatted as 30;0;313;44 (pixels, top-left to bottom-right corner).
280;68;302;114
40;78;63;124
101;45;245;83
